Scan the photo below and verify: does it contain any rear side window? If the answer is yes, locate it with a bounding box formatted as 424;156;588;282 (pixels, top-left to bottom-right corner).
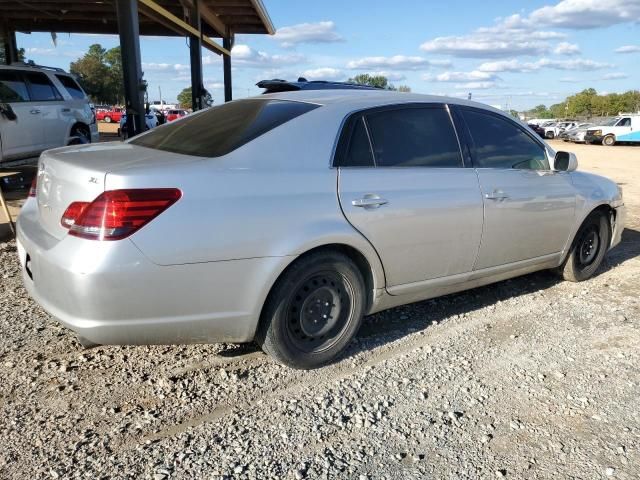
24;72;62;101
365;107;462;168
0;70;29;102
131;99;319;157
55;74;85;99
461;108;549;170
341;117;374;167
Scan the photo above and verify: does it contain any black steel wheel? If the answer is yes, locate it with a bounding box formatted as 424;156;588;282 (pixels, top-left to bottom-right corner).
257;251;366;369
557;211;610;282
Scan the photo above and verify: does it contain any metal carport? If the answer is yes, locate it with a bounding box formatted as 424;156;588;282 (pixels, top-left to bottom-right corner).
0;0;275;136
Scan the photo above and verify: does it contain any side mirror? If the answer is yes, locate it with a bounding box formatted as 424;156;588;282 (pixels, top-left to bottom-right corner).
0;103;17;121
554;151;578;172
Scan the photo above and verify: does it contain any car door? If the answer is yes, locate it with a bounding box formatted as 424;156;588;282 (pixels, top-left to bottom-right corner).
454;106;576;271
23;71;68;149
337;104;484;289
0;69;45;160
612;117;632;139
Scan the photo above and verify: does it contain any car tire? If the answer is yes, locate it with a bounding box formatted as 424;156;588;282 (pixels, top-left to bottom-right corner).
603;135;616;146
545;131;555;139
104;116;112;123
256;251;366;369
68;125;91;145
557;211;610;282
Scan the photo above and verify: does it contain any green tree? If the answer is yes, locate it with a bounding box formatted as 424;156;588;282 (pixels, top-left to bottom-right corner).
348;73;397;90
0;46;25;65
527;104;553;119
69;44;126;104
177;87;192;108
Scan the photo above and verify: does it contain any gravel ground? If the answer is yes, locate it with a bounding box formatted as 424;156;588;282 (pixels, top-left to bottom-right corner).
1;142;639;479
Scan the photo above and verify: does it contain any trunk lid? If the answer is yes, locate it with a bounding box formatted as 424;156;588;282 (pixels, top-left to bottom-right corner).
35;142;198;240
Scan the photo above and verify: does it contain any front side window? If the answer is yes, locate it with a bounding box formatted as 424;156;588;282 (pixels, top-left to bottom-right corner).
461;108;549;170
617;118;631;127
55;74;86;100
131;99;319;157
24;72;62;101
365;107;462;168
0;70;29;102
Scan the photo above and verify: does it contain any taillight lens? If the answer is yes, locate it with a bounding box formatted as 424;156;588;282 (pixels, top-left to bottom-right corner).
61;201;90;228
29;177;38;197
65;188;181;240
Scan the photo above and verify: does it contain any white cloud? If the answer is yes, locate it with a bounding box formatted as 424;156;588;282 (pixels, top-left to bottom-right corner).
554;42;581;55
143;62;189;72
615;45;640;53
226;44;305;68
478;58;612;73
529;0;640;29
207;82;225;90
419;0;640;59
347;55;450;70
454;81;498;90
420;35;551;58
25;47;84;58
602;72;629;80
559;77;580;82
301;67;344;81
423;71;497;82
369;71;407;81
273;21;343;48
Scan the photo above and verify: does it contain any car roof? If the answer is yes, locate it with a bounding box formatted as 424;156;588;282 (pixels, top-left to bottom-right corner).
260;89;508;117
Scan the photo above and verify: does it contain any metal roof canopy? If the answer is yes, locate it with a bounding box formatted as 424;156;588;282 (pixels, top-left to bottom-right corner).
0;0;275;136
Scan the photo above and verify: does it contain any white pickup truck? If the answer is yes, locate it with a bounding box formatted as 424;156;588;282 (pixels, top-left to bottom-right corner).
585;114;640;146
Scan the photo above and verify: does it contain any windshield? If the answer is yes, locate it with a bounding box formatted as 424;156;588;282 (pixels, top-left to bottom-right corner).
130;99;320;157
600;117;620;126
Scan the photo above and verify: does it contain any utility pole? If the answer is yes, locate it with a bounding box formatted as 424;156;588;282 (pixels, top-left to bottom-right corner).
158;85;162;105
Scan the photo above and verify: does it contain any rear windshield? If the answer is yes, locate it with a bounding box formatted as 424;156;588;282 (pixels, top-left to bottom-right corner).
130;99;320;157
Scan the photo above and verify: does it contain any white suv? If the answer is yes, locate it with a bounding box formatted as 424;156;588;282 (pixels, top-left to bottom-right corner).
0;63;98;163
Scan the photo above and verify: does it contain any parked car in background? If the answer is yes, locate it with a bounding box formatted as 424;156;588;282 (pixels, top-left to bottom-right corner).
150;100;177;111
166;109;189;122
531;120;556;138
585;115;640;146
117;112;158;138
96;107;123;123
542;121;578;139
17;90;625;369
560;123;593;143
0;62;98;163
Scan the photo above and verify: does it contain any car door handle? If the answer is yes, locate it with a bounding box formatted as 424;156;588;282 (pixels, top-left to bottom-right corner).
30;109;41;114
485;191;509;201
61;108;71;113
352;195;388;209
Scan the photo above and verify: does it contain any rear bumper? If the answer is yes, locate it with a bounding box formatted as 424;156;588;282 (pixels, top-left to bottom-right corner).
16;202;290;345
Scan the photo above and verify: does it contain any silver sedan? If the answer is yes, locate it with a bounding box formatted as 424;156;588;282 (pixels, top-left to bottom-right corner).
17;90;625;369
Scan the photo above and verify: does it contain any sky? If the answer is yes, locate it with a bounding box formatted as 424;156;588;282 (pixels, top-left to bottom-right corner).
15;0;640;110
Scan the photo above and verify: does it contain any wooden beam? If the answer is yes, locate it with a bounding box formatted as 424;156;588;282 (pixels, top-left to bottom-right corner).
138;0;229;55
198;0;226;37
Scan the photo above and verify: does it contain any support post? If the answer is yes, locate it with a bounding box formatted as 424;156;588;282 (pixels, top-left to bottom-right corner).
188;3;203;111
223;28;232;102
115;0;145;137
2;30;19;65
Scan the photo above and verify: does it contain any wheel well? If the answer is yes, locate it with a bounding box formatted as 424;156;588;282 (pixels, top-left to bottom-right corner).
593;204;615;239
263;244;376;321
70;122;90;136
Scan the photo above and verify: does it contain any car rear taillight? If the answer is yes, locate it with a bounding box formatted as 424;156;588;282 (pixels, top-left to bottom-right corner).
29;177;37;197
64;188;181;240
61;201;90;228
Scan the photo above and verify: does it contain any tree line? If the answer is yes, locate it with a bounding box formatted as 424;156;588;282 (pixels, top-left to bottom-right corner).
526;88;640;119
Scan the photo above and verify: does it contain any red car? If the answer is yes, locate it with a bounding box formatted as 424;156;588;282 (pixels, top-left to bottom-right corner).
96;107;124;123
166;109;188;122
